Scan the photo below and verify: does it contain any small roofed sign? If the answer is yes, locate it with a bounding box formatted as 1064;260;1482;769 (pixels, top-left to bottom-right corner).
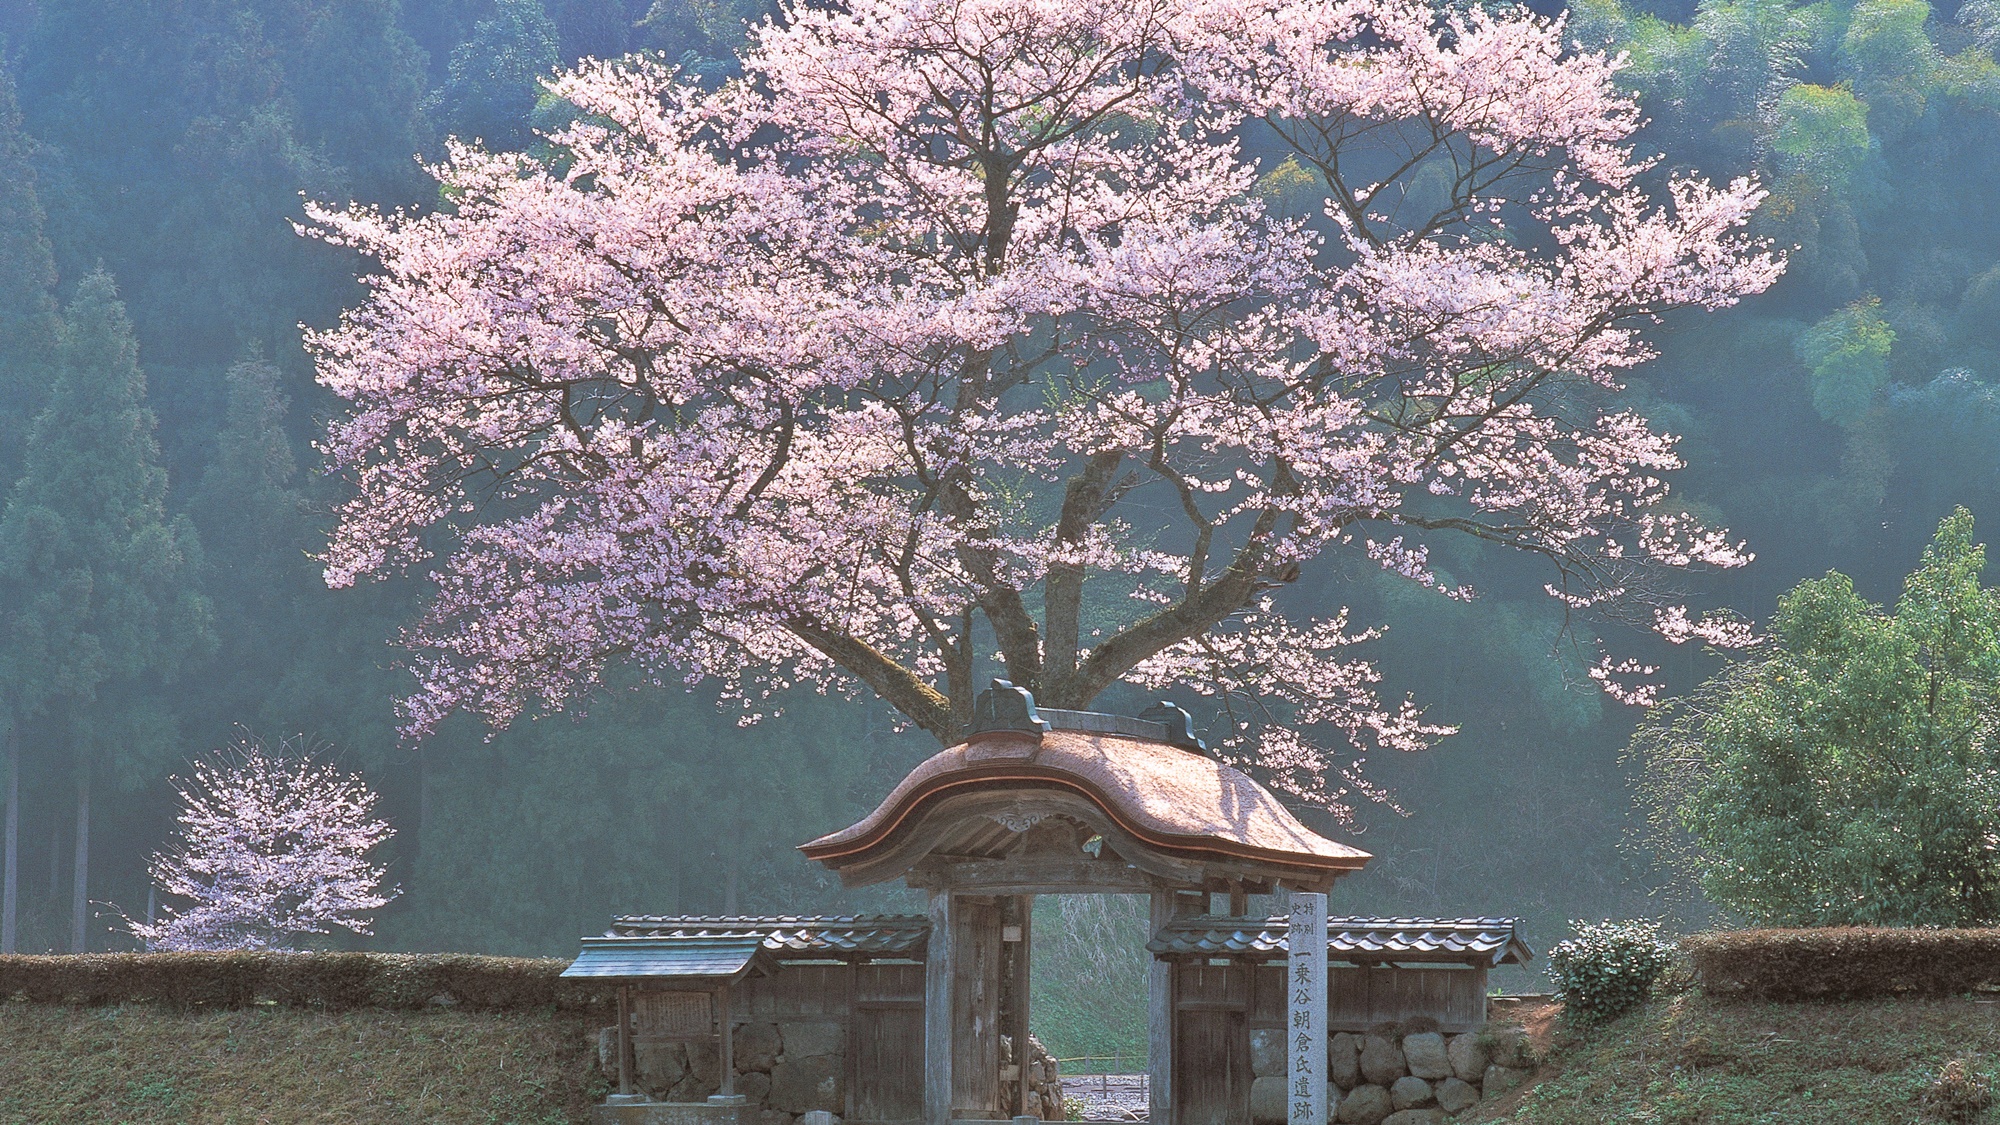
1289;891;1328;1125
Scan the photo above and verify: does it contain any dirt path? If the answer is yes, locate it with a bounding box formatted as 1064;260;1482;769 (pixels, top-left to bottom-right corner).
1060;1073;1149;1121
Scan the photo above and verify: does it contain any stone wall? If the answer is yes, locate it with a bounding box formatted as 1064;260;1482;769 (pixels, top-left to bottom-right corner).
1246;1021;1537;1125
597;1019;844;1124
1002;1033;1064;1120
597;1024;1063;1121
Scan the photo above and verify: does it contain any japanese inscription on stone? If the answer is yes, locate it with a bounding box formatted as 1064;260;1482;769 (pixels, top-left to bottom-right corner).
1288;891;1328;1125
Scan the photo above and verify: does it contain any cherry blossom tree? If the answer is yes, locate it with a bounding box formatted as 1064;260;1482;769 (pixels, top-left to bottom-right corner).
127;735;398;952
305;0;1782;816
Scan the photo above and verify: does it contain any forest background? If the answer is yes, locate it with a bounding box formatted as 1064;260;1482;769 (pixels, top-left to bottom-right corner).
1;0;1997;1065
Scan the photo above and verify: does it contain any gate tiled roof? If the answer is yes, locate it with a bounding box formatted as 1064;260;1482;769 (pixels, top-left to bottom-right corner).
605;914;930;957
800;729;1371;880
1147;915;1532;966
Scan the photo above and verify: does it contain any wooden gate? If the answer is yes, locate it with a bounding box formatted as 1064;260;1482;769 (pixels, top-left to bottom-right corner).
853;963;925;1124
1173;962;1251;1125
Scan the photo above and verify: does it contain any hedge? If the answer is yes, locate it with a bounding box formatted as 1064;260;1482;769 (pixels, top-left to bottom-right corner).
0;953;614;1011
1686;928;2000;1001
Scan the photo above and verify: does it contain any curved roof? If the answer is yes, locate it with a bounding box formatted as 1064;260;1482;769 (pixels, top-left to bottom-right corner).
799;728;1370;881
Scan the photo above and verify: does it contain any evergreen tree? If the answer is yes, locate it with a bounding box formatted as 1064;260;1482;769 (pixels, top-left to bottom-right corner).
188;356;312;731
0;56;59;956
0;272;214;951
432;0;559;152
0;58;58;477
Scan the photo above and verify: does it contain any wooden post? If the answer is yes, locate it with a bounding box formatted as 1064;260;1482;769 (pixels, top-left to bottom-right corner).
844;959;859;1121
719;983;736;1096
1148;888;1177;1125
618;984;633;1097
925;888;954;1125
1011;894;1034;1118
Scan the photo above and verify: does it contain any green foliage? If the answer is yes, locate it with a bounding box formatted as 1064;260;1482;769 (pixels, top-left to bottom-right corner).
1798;296;1895;425
1547;919;1677;1025
1771;83;1873;193
1254;155;1324;218
1636;509;2000;928
1028;895;1149;1070
1840;0;1938;81
434;0;561;151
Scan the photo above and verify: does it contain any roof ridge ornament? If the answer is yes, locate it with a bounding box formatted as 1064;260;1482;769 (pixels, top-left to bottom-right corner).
1137;701;1208;754
965;679;1050;742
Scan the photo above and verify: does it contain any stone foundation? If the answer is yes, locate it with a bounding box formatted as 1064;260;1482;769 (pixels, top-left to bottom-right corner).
597;1022;1062;1122
592;1097;756;1125
1247;1023;1536;1124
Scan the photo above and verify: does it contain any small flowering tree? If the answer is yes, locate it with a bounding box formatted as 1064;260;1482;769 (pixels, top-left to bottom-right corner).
307;0;1782;816
127;735;399;952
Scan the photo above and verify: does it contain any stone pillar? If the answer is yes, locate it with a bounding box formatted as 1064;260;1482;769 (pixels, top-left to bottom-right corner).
1287;892;1328;1125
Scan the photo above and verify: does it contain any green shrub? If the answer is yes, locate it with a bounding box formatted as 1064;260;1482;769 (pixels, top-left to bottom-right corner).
1685;927;2000;1000
0;953;611;1011
1547;920;1677;1023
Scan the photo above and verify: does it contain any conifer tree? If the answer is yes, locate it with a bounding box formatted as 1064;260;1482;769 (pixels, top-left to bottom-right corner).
190;356;312;729
0;56;58;956
0;271;214;951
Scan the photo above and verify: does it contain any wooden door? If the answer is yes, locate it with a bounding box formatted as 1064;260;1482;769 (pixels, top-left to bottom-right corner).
1174;962;1250;1125
853;964;925;1125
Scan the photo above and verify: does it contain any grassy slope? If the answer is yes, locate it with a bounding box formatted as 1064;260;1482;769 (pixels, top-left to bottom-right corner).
0;1003;607;1125
1472;994;2000;1125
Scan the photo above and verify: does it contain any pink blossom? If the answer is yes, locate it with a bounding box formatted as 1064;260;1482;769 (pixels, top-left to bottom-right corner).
124;735;399;952
305;0;1781;815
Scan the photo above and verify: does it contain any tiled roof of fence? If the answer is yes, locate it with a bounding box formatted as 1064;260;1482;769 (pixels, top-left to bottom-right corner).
605;914;930;957
1147;915;1533;966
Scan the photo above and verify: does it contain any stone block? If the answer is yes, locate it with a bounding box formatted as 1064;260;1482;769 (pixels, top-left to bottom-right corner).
1434;1078;1479;1115
1330;1032;1361;1090
769;1055;843;1114
736;1072;772;1107
1484;1027;1534;1070
1382;1111;1445;1125
1250;1027;1287;1078
1336;1083;1392;1125
1249;1075;1288;1125
797;1112;840;1125
779;1021;844;1060
1389;1076;1434;1111
1444;1034;1488;1083
635;1038;690;1093
687;1040;722;1087
1359;1035;1408;1086
1403;1033;1450;1080
735;1024;783;1072
1481;1064;1529;1099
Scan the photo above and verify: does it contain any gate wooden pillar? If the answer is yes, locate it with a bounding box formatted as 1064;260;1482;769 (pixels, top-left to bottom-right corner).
926;888;1004;1125
925;889;952;1125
